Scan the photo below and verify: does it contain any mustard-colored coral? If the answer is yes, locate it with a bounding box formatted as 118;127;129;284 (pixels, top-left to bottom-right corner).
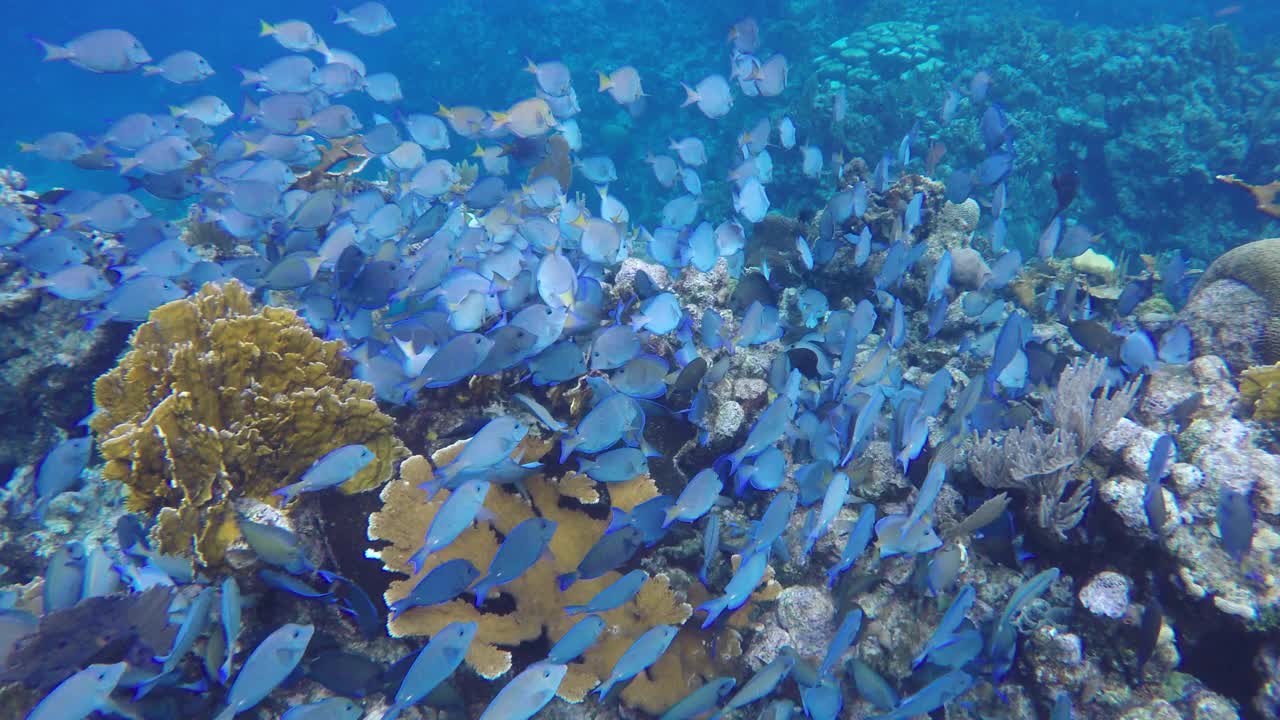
369;439;731;715
91;281;405;565
1240;363;1280;420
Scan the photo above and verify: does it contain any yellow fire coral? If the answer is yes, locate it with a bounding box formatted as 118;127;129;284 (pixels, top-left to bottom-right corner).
1240;363;1280;420
91;281;405;565
370;439;735;715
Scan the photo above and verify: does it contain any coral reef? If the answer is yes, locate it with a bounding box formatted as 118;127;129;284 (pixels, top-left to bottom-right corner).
370;442;717;715
90;281;405;565
1184;238;1280;368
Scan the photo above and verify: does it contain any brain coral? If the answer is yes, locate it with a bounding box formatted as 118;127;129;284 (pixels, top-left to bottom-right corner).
369;437;743;715
91;280;405;565
1187;238;1280;365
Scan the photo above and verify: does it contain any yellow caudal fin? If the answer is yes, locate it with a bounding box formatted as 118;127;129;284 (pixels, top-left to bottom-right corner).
489;111;510;127
259;19;275;37
597;71;612;92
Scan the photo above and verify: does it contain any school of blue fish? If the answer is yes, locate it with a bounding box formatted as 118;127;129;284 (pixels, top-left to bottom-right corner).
2;4;1265;720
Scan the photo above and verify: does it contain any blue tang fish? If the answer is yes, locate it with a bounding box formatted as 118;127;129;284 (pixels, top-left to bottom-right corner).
546;615;607;664
557;525;643;590
472;517;557;605
384;622;477;720
660;677;736;720
698;549;768;628
390;558;480;619
827;503;876;587
594;625;679;698
27;662;126;720
409;479;491;574
713;653;795;718
578;447;649;483
274;444;375;502
664;468;723;527
565;569;648;615
216;624;314;720
478;662;568;720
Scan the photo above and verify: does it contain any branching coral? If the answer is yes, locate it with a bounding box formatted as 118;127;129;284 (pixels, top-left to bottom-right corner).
369;437;735;715
971;357;1139;538
1215;174;1280;218
91;281;405;565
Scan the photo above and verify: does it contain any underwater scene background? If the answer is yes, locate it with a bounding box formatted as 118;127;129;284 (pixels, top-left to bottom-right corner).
1;0;1279;718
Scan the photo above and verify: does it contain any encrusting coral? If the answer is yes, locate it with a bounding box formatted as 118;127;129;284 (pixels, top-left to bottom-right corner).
1239;363;1280;420
91;280;405;565
369;436;749;715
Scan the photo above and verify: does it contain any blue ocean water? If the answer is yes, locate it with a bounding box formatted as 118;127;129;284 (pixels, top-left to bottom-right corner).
2;1;1279;719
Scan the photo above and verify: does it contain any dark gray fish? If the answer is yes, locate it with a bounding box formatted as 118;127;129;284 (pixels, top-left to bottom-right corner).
944;169;972;203
1218;489;1253;561
670;357;708;394
731;271;776;311
1135;598;1162;679
633;270;660;299
304;649;385;698
1117;280;1149;316
1069;320;1121;361
980;104;1010;150
556;526;643;590
977;152;1013;186
464;176;507;209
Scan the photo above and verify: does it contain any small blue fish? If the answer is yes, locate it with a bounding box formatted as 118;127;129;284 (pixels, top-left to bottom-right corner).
546;615;607;664
216;624;314;720
827;503;876;587
591;324;643;370
869;669;973;720
219;577;241;684
594;625;679;698
478;661;567;720
605;495;675;547
928;251;952;304
409;480;491;573
1120;331;1157;374
796;235;814;270
913;584;976;668
578;447;649;483
851;658;897;711
802;472;849;557
698;549;768;628
435;417;528;486
559;393;642;462
664;468;723;527
391;559;479;618
798;288;828;329
743;490;797;558
557;525;643;590
472;517;556;605
513;393;567;432
715;653;795;718
724;393;794;473
700;514;720;585
152;587;216;679
905;192;924;233
33;436;91;518
384;622;477;720
565;569;648;615
819;610;863;679
1157;323;1191;365
735;301;783;347
237;516;312;574
528;339;587;385
701;308;730;351
801;680;843;720
612;354;670;399
281;698;363;720
631;292;683;335
735;445;786;494
1218;489;1254;561
27;662;126;720
875;514;942;557
43;542;85;612
259;568;333;599
661;677;736;720
275;444;375;502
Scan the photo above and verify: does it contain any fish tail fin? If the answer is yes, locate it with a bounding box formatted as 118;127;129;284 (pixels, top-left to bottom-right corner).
16;141;34;153
697;598;726;629
237;66;265;86
239;139;260;157
661;507;679;529
258;19;275;37
115;156;142;176
826;569;839;589
524;57;538;75
142;64;162;76
596;71;612;93
604;508;629;534
214;707;236;720
563;604;584;615
406;546;428;576
489;110;510;127
680;83;699;108
31;37;72;62
556;572;577;591
79;308;109;331
558;437;576;464
271;486;294;503
333;7;353;24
